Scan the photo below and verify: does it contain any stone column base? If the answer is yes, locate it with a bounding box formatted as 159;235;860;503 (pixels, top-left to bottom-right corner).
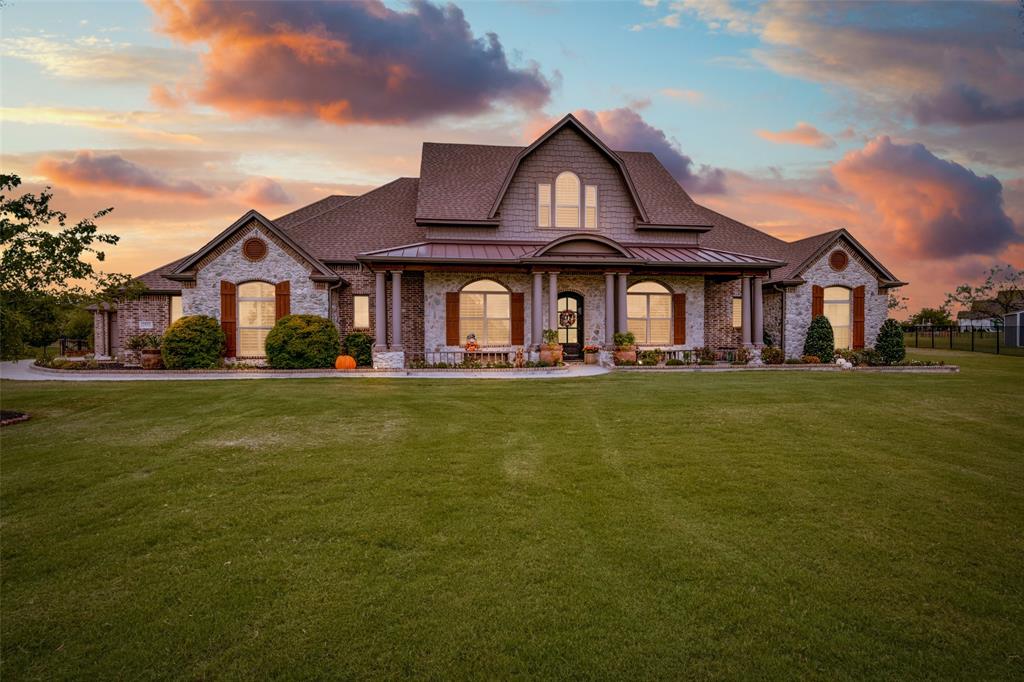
372;350;405;369
598;349;615;368
748;347;764;366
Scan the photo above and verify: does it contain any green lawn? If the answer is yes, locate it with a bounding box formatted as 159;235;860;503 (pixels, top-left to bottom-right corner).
2;350;1022;679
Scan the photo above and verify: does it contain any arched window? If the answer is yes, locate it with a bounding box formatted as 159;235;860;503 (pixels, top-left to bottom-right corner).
238;281;276;357
824;286;851;349
460;279;511;347
554;171;580;228
627;281;672;345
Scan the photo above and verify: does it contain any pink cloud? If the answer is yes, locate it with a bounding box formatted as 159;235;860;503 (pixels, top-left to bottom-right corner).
36;151;212;199
148;0;551;125
756;122;835;148
234;177;292;206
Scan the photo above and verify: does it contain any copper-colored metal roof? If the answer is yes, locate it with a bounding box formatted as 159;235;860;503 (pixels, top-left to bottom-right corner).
359;240;783;268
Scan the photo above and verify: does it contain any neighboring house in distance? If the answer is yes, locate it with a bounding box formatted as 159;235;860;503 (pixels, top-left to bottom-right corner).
956;291;1024;330
1004;310;1023;348
92;114;906;366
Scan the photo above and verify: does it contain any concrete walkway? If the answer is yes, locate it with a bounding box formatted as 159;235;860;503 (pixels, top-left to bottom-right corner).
0;359;610;382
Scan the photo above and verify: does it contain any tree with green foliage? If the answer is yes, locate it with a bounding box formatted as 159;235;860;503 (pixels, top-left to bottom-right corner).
1;174;138;358
874;319;906;365
343;331;374;367
161;316;224;369
265;314;341;369
909;307;953;327
802;315;835;363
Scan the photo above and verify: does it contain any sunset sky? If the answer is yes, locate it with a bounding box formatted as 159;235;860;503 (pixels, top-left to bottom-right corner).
2;0;1022;312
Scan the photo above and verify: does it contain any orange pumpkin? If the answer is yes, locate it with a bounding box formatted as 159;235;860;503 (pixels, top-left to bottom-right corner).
335;355;357;370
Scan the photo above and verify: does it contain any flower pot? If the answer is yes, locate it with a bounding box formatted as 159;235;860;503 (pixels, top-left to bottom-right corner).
584;353;598;365
539;344;563;365
613;348;637;364
140;348;163;370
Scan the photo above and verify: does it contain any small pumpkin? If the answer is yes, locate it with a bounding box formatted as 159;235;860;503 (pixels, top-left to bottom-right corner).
335;355;357;370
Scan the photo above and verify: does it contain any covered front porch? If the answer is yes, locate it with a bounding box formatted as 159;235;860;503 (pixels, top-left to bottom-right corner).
358;234;783;368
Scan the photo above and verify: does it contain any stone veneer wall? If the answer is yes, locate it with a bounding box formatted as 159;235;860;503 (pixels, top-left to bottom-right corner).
424;272;704;352
704;278;742;348
182;222;329;322
783;241;888;358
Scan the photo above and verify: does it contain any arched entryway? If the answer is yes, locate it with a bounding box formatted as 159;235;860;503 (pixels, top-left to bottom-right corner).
556;292;584;359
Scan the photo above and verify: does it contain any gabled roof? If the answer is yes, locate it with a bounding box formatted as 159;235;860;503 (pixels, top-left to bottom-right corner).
171;210;338;280
134;257;188;293
771;228;903;286
618;152;712;228
275;194;356;228
487;114;650;223
280;177;424;262
416;143;519;223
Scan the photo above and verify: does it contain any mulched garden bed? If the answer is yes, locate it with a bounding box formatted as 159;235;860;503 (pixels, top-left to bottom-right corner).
1;410;31;426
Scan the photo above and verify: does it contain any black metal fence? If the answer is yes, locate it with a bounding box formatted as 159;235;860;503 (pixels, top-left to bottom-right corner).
903;325;1024;357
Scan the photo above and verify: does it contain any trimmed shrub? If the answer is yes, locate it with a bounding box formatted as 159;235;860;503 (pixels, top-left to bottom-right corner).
697;345;716;363
875;319;906;365
801;355;821;364
760;346;784;365
265;314;340;369
803;315;835;363
162;315;224;369
613;331;635;349
343;331;375;367
665;358;685;366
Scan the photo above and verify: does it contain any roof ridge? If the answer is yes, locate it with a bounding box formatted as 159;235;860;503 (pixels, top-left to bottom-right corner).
785;228;842;245
284;178;418;230
423;141;524;150
692;203;790;247
274;194;357;227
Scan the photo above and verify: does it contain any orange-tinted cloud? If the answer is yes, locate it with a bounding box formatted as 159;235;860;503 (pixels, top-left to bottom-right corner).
234;177;292;206
36;151;212;199
833;136;1020;259
756;122;835;148
147;0;551;125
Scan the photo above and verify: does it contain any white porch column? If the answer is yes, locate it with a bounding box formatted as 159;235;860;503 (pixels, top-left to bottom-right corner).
390;271;402;349
752;276;764;347
740;275;752;346
548;272;558;334
604;273;615;345
532;272;543;348
616;273;628;334
374;271;387;349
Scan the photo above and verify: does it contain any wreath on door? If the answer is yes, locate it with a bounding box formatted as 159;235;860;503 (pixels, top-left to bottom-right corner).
559;309;577;328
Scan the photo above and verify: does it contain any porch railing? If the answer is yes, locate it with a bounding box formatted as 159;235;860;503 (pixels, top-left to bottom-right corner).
405;350;516;369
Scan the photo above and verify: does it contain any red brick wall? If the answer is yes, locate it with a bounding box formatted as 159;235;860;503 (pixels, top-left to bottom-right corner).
704;279;742;348
115;295;173;361
333;266;424;352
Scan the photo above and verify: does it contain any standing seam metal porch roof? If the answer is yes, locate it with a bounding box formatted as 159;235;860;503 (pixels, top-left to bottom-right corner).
358;240;784;267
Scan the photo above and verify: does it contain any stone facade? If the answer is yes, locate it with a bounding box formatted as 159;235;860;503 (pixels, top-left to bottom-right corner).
763;289;782;347
424;272;534;351
184;222;328;321
372;350;405;369
782;240;889;358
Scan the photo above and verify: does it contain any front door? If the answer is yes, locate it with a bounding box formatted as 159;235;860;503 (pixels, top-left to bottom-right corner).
557;292;584;360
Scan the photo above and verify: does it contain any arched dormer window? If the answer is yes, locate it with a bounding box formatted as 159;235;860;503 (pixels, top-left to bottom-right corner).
627;281;672;345
460;279;511;347
555;172;580;228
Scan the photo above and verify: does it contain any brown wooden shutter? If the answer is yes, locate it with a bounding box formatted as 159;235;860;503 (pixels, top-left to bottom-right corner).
510;292;525;345
220;280;236;357
445;292;460;346
812;285;824;318
275;281;290;320
853;285;866;349
672;293;687;344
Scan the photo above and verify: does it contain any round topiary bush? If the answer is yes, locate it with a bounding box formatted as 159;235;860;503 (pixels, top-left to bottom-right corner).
760;345;784;365
874;318;906;365
265;314;340;369
803;315;835;363
162;315;225;369
343;331;374;367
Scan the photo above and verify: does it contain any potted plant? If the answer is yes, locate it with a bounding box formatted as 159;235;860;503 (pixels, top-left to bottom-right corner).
539;328;563;365
613;331;637;365
127;333;163;369
583;344;601;365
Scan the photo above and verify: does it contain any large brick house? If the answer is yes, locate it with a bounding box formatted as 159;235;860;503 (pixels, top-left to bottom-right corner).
93;114;905;366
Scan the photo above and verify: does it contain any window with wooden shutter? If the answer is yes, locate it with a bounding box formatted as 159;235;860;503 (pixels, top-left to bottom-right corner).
672;293;686;344
511;292;525;345
220;281;236;357
275;281;290;320
853;285;866;349
445;292;460;346
812;285;824;318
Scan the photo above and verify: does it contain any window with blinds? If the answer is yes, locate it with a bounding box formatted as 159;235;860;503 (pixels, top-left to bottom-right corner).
554;172;580;228
537;183;551;227
459;279;511;346
237;281;276;357
824;286;852;349
732;297;742;328
353;295;370;329
627;281;672;345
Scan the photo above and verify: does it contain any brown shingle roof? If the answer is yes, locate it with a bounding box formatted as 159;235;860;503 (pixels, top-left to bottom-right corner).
135;257;187;293
281;178;425;262
618;152;710;227
275;194;356;228
416;143;520;222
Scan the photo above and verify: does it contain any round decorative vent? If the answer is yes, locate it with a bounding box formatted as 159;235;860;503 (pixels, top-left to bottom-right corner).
242;237;268;261
829;249;848;271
